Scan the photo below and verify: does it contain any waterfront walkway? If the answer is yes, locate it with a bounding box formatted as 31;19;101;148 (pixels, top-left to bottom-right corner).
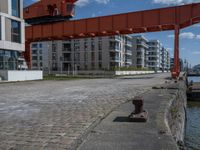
78;85;179;150
0;73;169;150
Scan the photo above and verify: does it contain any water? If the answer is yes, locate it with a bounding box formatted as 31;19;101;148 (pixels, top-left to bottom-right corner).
185;101;200;150
185;76;200;150
188;76;200;83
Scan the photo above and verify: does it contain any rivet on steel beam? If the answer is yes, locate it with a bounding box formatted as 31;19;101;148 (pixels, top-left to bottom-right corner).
128;28;133;31
129;97;148;122
115;30;120;34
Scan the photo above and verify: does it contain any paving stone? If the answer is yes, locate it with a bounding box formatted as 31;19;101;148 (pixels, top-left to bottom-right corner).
0;73;169;150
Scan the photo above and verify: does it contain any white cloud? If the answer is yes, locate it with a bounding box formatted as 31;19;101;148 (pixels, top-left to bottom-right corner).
168;32;200;40
167;48;173;51
193;24;200;27
196;35;200;39
76;0;90;7
192;51;200;55
153;0;184;5
76;0;110;7
153;0;200;5
180;32;195;39
92;13;96;17
95;0;110;4
168;35;174;38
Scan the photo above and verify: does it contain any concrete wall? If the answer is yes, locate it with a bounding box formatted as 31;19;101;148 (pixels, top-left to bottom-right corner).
153;78;187;149
115;70;154;75
0;70;7;80
0;70;43;81
166;80;187;147
43;70;155;76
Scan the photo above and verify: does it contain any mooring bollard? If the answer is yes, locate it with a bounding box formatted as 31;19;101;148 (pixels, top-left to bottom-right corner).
129;97;148;122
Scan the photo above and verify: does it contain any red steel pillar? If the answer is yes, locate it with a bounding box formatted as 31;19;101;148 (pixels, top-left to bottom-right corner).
24;41;32;69
172;25;180;79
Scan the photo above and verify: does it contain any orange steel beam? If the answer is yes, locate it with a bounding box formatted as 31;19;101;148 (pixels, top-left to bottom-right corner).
25;3;200;78
25;3;200;41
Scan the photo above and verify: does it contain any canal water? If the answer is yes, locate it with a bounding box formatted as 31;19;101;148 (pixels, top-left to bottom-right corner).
185;77;200;150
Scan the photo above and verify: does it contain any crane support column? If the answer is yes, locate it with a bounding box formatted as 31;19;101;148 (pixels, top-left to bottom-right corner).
172;25;180;79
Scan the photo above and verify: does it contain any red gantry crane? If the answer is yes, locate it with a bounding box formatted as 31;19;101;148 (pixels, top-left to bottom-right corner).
24;0;200;79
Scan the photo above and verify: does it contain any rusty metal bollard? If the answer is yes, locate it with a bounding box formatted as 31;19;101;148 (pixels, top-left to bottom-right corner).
129;97;148;122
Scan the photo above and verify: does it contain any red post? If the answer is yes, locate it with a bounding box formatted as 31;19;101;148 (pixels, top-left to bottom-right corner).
172;25;180;79
24;41;32;69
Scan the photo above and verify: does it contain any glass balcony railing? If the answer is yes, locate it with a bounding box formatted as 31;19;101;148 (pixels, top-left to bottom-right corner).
63;58;71;62
110;57;120;61
109;46;120;51
125;41;132;46
126;50;132;54
63;47;72;52
126;59;132;63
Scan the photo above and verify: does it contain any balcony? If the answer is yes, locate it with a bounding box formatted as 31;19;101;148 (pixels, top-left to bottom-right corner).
125;41;132;46
109;46;120;52
63;47;72;52
125;50;132;55
126;59;132;63
109;36;121;41
63;58;71;62
138;41;149;48
110;56;120;62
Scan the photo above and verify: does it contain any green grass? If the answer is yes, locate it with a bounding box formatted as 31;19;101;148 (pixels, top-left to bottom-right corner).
43;75;100;81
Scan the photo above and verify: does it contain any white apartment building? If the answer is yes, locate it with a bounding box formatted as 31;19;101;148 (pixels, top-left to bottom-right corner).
147;40;162;71
0;0;25;70
30;35;132;73
132;35;149;68
161;47;170;71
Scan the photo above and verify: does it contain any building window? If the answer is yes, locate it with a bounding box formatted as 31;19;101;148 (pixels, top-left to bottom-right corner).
11;20;21;43
32;56;38;60
32;44;38;48
32;50;37;54
98;41;102;51
0;50;19;70
39;50;42;54
91;52;95;61
12;0;20;17
33;63;38;67
52;43;57;52
99;52;102;61
0;18;1;40
99;62;102;69
39;43;42;48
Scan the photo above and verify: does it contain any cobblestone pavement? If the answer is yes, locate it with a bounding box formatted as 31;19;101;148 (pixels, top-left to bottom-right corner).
0;73;169;150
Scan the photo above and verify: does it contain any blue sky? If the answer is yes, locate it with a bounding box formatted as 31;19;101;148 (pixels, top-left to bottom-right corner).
25;0;200;66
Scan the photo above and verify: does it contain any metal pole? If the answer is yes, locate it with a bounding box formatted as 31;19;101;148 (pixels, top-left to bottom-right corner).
68;63;69;75
61;61;63;74
172;25;180;79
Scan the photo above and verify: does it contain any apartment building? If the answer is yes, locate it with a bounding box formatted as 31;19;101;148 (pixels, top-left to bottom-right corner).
0;0;25;70
161;47;170;71
170;58;184;71
132;35;149;68
30;35;132;73
147;40;162;71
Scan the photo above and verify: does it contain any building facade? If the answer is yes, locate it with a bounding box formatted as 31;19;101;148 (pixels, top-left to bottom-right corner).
132;35;149;68
161;47;170;71
30;35;132;73
147;40;162;71
0;0;25;70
